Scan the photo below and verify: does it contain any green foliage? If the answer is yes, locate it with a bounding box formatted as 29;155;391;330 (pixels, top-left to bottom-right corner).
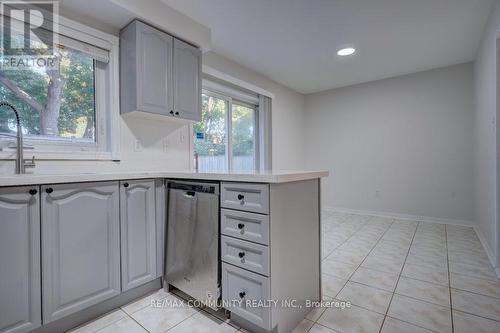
0;70;45;133
193;94;255;157
232;103;255;156
59;50;95;139
194;94;226;156
0;45;95;140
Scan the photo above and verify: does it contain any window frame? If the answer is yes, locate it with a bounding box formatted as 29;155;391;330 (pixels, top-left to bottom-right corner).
0;12;120;161
194;88;259;172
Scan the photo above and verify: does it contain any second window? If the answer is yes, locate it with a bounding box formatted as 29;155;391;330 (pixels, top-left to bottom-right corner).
194;90;258;172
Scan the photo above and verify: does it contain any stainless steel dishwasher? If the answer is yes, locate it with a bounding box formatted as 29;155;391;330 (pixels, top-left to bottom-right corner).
165;180;220;305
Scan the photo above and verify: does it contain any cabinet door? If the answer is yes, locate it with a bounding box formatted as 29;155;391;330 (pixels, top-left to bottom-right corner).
137;21;174;115
41;182;120;323
120;180;157;291
173;38;201;121
155;179;165;278
0;187;41;333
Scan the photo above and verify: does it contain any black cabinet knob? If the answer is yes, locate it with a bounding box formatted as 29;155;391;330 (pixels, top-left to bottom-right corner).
239;291;246;299
169;110;174;115
123;183;129;188
237;194;244;200
45;188;53;194
175;111;179;116
238;252;245;258
29;189;37;196
237;223;245;230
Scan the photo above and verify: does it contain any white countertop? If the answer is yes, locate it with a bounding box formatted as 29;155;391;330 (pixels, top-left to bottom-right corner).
0;170;329;187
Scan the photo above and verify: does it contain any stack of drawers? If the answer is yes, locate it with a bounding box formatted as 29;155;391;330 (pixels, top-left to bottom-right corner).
220;182;272;330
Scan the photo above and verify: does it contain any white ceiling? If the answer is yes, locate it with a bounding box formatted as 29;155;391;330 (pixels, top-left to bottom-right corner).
161;0;494;94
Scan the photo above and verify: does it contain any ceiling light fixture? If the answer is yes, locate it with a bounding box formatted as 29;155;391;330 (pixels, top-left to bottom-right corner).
337;47;356;56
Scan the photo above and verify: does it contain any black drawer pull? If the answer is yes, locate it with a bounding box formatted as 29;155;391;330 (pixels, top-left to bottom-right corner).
237;194;244;200
45;188;53;194
123;182;129;188
29;189;37;196
237;223;245;229
239;291;246;299
238;252;245;258
175;111;179;116
169;110;174;115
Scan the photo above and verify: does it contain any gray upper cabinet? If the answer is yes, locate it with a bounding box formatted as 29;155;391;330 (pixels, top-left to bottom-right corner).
41;182;121;323
0;187;41;333
121;20;201;122
120;180;157;291
173;38;202;121
121;20;173;116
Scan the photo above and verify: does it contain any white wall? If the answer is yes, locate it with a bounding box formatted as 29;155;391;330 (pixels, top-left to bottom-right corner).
304;63;474;223
0;117;192;175
0;51;306;175
203;51;306;170
473;0;500;268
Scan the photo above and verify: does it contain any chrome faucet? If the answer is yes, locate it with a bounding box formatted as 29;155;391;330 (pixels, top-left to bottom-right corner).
0;102;36;174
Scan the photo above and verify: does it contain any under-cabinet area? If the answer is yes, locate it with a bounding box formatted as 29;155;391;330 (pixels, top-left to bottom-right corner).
0;172;323;333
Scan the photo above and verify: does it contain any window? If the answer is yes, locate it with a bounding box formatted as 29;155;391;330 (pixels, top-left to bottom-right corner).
194;89;258;172
0;12;119;160
232;102;256;171
0;44;96;142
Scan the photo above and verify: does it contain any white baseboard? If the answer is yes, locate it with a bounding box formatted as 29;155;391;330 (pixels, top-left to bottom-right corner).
474;226;500;278
324;206;473;227
323;206;500;278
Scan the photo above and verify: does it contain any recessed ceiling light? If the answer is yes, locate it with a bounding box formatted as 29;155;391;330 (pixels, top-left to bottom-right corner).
337;47;356;56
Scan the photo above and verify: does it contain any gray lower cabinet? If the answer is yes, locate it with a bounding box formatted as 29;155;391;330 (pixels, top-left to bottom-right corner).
222;263;271;331
0;186;41;333
41;182;121;323
221;180;320;333
120;180;157;291
154;179;165;278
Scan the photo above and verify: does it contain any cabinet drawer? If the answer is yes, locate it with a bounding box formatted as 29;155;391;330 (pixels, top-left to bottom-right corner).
221;209;269;245
221;236;269;276
222;263;271;331
221;182;269;214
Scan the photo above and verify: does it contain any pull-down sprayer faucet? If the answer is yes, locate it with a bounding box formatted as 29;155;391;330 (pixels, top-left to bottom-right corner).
0;102;35;174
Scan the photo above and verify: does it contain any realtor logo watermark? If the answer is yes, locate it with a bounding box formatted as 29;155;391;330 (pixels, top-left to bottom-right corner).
0;0;59;69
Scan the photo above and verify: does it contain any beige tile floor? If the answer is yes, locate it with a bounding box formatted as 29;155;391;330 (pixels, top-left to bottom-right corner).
68;211;500;333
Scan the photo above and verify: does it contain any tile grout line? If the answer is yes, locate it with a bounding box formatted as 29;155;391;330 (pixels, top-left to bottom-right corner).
71;311;126;333
123;311;152;333
450;308;500;324
307;215;377;332
315;216;396;332
120;291;173;333
447;285;500;300
377;220;419;333
383;315;441;333
159;295;207;333
322;214;364;259
320;214;351;259
445;224;455;333
126;292;203;333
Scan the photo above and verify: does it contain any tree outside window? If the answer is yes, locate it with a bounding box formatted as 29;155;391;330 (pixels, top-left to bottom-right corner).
0;35;96;142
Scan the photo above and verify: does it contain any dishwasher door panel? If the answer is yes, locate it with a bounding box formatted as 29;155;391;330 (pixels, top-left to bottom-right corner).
165;186;219;303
